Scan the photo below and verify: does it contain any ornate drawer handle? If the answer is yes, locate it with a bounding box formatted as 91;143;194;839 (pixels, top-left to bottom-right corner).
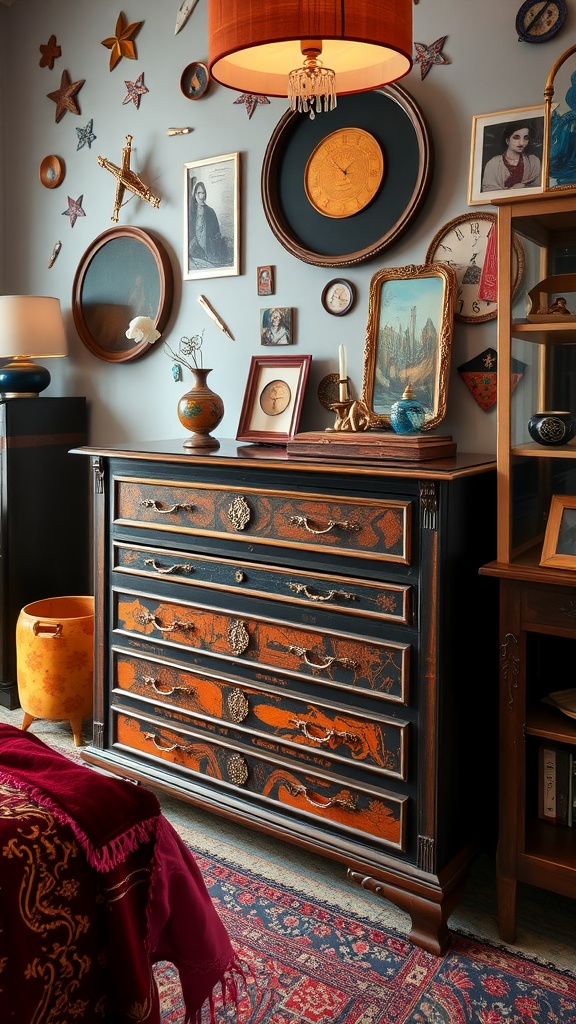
227;753;249;786
136;610;194;634
289;515;360;536
227;688;250;723
144;558;194;576
288;582;357;603
143;732;191;754
288;782;357;812
288;644;359;672
140;674;194;697
289;717;360;748
140;499;194;514
228;620;249;655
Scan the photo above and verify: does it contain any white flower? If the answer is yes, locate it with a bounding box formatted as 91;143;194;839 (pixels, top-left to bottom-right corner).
125;316;161;345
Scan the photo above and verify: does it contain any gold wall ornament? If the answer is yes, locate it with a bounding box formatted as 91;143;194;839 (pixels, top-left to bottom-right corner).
98;135;160;223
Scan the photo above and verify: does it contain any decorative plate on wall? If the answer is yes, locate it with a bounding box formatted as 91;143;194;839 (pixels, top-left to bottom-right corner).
40;154;65;188
72;226;173;362
261;84;433;268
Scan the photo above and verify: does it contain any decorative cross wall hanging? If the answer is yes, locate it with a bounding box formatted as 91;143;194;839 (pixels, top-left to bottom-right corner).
97;134;160;222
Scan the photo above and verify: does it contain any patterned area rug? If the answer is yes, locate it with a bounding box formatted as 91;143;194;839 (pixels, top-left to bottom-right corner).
154;853;576;1023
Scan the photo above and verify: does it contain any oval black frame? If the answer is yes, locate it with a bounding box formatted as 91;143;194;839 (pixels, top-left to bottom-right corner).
321;278;356;316
261;84;433;268
72;226;173;362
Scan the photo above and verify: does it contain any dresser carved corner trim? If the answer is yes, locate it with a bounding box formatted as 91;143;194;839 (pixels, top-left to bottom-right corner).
500;631;519;710
420;482;438;531
417;834;435;873
92;456;105;494
92;720;105;747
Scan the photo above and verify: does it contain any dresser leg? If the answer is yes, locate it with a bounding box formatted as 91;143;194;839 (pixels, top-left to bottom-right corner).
496;868;517;943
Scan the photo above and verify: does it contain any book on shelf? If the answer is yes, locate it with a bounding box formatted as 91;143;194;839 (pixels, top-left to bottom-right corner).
538;743;574;826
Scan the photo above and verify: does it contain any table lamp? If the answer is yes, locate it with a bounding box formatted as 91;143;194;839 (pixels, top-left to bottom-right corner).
0;296;68;398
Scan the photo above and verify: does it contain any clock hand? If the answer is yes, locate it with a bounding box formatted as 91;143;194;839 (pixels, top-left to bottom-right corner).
329;156;347;175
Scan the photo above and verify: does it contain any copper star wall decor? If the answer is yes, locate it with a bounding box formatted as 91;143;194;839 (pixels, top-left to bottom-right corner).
97;134;160;222
47;70;85;122
39;34;61;70
123;72;148;108
233;93;270;119
62;195;86;228
102;12;143;71
414;36;449;80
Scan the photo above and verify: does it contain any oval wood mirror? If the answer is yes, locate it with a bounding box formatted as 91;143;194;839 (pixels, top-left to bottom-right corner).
72;226;173;362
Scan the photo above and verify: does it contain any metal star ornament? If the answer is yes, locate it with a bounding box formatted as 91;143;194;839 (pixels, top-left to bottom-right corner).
62;195;86;228
123;72;149;108
39;34;61;70
47;69;85;122
414;36;449;80
76;118;97;151
233;93;270;119
101;12;143;72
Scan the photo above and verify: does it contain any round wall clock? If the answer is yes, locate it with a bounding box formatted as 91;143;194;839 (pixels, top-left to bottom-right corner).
515;1;567;42
304;128;384;219
261;84;432;268
321;278;356;316
425;212;525;323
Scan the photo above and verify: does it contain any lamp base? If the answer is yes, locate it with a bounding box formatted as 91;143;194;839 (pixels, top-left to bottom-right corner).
0;359;51;399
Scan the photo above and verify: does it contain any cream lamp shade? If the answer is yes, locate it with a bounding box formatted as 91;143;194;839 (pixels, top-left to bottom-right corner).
208;0;413;118
0;295;68;398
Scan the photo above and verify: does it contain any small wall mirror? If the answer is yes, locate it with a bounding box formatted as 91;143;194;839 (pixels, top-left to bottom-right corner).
72;226;173;362
361;263;457;430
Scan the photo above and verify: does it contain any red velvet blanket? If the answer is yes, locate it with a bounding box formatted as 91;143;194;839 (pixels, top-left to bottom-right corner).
0;724;241;1023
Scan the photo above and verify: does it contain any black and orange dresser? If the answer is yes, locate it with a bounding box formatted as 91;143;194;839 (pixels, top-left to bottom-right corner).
77;439;496;954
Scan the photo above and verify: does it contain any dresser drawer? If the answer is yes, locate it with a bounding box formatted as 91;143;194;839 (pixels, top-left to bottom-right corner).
114;541;412;626
112;649;409;779
114;711;408;851
521;583;576;637
113;477;412;564
114;589;411;704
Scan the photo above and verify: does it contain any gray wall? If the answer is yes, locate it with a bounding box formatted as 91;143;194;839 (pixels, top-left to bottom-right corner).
0;0;571;449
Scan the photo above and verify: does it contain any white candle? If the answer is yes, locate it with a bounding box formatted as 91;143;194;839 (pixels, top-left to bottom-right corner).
338;344;348;402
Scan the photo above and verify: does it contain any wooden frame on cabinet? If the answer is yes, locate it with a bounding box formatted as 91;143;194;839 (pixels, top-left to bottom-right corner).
236;354;311;445
540;494;576;568
360;263;457;431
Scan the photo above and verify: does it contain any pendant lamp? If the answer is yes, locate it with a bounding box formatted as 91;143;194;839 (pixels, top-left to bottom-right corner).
208;0;413;118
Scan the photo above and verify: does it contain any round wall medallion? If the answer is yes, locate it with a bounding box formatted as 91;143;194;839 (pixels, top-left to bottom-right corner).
321;278;356;316
180;61;210;100
40;154;65;189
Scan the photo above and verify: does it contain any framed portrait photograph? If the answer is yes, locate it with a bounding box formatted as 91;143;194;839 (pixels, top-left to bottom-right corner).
468;105;545;205
540;495;576;569
236;354;312;444
361;263;457;431
183;152;240;281
257;265;275;296
260;306;293;346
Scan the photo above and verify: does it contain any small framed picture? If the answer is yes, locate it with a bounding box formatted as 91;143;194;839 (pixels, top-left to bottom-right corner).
321;278;356;316
468;105;545;205
257;265;275;296
236;354;312;445
183;152;240;281
540;495;576;569
260;306;293;345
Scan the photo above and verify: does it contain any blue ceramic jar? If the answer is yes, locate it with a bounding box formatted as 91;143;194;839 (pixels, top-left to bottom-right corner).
527;411;576;446
390;384;426;435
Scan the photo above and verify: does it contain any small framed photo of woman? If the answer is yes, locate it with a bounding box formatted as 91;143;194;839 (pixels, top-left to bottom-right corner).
468;105;545;205
260;306;293;345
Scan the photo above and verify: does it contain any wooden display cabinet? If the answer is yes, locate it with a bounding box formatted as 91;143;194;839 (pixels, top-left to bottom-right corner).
481;190;576;942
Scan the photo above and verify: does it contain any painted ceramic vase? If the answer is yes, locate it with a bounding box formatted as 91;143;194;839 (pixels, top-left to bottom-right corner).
178;368;224;450
527;410;576;446
390;384;426;435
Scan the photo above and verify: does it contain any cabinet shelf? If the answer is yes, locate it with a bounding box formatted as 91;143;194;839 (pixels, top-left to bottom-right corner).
526;704;576;745
511;441;576;458
511;321;576;345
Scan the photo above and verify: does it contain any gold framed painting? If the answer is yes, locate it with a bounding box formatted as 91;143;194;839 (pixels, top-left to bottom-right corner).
361;263;457;431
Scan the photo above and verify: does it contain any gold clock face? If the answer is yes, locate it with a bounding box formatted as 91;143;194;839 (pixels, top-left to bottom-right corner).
304;128;384;219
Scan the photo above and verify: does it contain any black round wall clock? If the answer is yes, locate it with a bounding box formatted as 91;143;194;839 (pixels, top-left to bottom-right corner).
261;84;433;268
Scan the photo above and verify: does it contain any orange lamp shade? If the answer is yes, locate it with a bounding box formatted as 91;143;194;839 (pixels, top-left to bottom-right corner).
208;0;413;98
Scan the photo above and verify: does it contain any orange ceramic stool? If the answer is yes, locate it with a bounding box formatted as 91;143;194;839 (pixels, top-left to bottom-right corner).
16;596;94;746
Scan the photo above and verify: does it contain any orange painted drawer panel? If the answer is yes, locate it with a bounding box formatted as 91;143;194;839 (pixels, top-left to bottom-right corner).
113;477;412;564
113;648;409;779
114;711;407;851
114;590;410;704
114;541;412;626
